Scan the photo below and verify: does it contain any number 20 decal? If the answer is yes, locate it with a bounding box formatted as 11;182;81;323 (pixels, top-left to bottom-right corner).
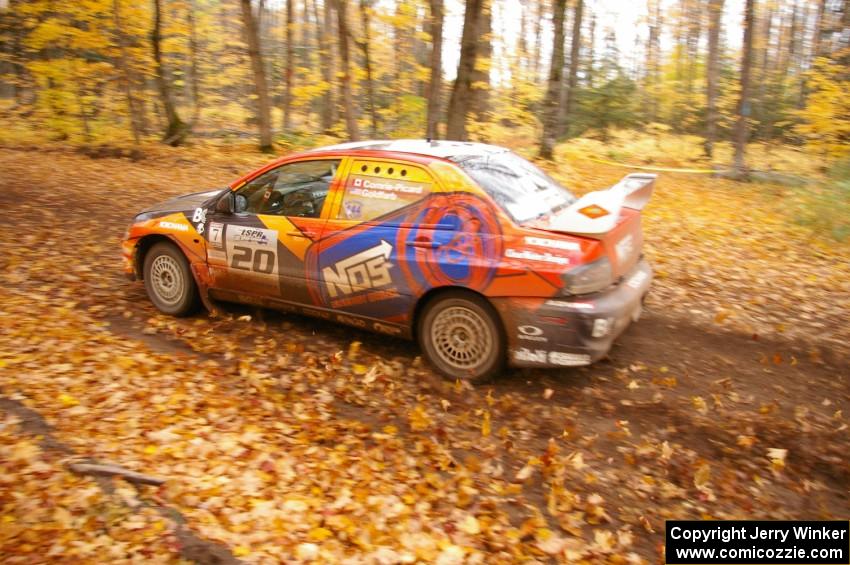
230;245;275;274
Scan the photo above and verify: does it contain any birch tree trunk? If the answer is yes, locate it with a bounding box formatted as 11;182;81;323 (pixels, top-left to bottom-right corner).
238;0;274;151
446;0;483;140
152;0;188;146
732;0;755;177
425;0;443;139
283;0;294;131
562;0;583;138
539;0;567;159
704;0;723;158
332;0;360;140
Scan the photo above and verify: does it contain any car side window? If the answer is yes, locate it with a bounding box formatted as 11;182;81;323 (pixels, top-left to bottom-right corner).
339;162;433;221
235;159;340;218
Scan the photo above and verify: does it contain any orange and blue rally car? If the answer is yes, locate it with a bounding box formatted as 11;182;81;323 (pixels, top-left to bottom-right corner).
122;140;654;382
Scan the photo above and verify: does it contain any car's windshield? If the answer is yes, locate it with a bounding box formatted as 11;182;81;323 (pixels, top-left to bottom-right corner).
453;151;577;224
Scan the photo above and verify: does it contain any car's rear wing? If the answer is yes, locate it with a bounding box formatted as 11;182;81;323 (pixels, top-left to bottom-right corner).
547;173;656;237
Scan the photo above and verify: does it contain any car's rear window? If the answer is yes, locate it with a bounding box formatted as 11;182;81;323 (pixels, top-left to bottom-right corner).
452;152;577;224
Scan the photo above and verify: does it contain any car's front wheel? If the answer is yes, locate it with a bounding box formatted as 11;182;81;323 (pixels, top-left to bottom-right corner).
143;242;200;317
418;291;505;383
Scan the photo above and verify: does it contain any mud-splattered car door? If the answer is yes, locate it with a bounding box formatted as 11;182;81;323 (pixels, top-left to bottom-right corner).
204;158;346;305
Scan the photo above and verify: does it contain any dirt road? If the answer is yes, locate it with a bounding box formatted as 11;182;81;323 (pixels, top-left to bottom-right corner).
1;147;847;563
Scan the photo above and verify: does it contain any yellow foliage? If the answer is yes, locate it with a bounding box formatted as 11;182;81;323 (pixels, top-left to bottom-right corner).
795;57;850;158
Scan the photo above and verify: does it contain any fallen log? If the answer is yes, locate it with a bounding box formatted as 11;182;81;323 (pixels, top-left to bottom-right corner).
68;462;166;486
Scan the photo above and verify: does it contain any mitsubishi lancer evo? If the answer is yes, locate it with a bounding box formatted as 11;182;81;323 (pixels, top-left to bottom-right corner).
122;140;654;382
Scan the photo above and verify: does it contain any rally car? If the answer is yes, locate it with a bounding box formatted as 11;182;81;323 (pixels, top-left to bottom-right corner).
122;140;654;382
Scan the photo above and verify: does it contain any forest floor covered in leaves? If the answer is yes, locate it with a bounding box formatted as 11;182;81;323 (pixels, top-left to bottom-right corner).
0;144;848;564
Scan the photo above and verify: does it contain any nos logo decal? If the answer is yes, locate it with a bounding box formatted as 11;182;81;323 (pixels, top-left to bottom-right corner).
305;194;502;319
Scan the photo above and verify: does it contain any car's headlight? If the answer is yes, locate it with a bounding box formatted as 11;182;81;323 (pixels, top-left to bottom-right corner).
560;256;613;295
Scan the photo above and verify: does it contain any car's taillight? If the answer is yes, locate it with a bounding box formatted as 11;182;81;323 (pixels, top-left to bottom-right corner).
560;256;613;295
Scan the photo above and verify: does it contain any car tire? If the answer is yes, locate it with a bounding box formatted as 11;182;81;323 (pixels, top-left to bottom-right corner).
417;291;506;383
143;242;200;317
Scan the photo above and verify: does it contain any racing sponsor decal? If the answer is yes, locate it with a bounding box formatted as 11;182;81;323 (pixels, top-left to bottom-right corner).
524;236;580;251
513;347;548;364
398;194;503;294
517;325;547;342
208;222;224;248
192;207;207;234
578;204;610;219
225;225;279;275
616;234;635;263
158;221;189;232
505;248;570;265
544;299;595;310
548;351;591;366
626;268;648;289
373;321;404;335
340;174;431;221
343;200;363;219
336;313;368;328
348;175;426;200
513;348;591;366
300;307;333;320
322;240;394;299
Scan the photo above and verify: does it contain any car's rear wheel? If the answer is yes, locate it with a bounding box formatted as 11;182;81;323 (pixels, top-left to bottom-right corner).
143;242;199;317
418;291;505;383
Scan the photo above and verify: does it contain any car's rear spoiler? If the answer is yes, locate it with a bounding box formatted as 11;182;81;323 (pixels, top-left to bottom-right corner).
546;173;656;237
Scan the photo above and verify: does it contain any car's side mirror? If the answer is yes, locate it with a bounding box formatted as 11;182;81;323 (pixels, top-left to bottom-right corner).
216;192;234;214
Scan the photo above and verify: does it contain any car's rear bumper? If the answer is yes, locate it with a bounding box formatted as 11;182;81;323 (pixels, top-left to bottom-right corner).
496;259;652;368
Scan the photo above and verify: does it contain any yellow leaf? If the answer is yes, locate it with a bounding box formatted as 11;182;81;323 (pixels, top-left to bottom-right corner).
143;445;158;455
408;405;432;432
59;393;78;407
691;396;708;415
767;448;787;473
694;462;711;490
481;410;491;437
233;546;251;557
460;515;481;535
308;527;333;541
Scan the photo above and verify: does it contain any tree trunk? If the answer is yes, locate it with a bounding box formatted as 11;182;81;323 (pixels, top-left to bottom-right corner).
445;0;483;141
332;0;360;140
562;0;583;138
539;0;567;159
471;0;491;126
283;0;294;130
755;5;772;139
684;0;702;103
113;0;143;144
733;0;755;177
704;0;723;158
188;0;201;124
586;11;595;87
320;0;337;132
646;0;662;122
556;6;571;137
358;0;378;136
239;0;274;151
532;0;543;83
425;0;443;139
152;0;188;146
813;0;827;57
